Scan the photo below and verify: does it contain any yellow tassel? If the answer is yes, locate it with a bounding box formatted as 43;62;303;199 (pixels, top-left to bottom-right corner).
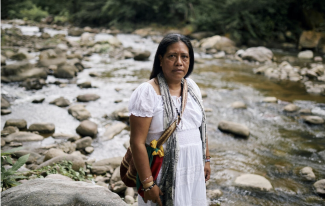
150;140;157;149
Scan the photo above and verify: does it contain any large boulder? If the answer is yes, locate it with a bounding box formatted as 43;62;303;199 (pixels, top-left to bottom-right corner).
4;132;44;143
134;50;151;61
298;50;313;59
302;116;324;125
4;119;27;130
1;178;128;206
44;148;66;161
235;174;273;191
29;123;55;133
299;31;324;50
1;97;10;109
1;61;47;82
12;150;43;164
77;94;100;102
68;105;91;121
75;136;92;149
218;121;250;137
313;179;325;195
39;48;67;67
1;126;19;137
102;122;127;140
76;120;98;137
200;35;236;53
37;154;84;171
240;47;273;62
93;157;123;170
49;97;70;107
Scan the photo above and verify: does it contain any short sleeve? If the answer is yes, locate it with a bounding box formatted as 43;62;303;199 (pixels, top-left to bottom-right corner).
186;78;203;101
128;82;157;117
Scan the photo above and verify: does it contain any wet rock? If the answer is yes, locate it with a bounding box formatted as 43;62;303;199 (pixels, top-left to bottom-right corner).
303;116;324;125
4;119;27;130
231;101;247;109
4;132;44;143
313;179;325;195
134;50;151;61
241;47;273;62
314;56;323;62
213;51;226;59
57;141;76;154
50;97;70;107
45;174;73;181
263;97;277;103
218;120;250;137
68;27;84;36
300;167;316;181
299;108;312;115
1;55;6;65
29;123;55;133
12;150;43;164
299;31;323;50
85;146;94;154
40;32;51;39
52;133;80;141
200;35;236;53
111;180;127;193
1;97;10;109
77;81;92;88
44;148;66;161
1;178;128;206
235;174;273;191
283;104;299;112
102;122;127;140
39;49;67;67
68;104;91;121
76;120;98;137
32;97;45;103
89;72;100;77
9;142;22;147
11;50;31;61
125;195;135;204
93;157;123;170
318;151;325;161
206;189;223;199
123;50;134;59
1;109;12;115
77;94;100;102
110;166;122;185
1;139;6;146
1;126;19;137
20;78;46;90
91;165;114;175
54;63;78;79
75;136;92;149
298;50;313;59
56;43;68;52
37;154;85;171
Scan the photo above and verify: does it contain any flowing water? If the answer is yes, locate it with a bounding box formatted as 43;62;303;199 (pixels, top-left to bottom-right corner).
1;24;325;205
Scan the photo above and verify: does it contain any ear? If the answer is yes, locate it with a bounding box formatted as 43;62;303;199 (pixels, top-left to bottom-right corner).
159;55;162;66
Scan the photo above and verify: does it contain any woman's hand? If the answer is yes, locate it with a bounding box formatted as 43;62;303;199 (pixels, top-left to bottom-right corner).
144;185;163;206
204;162;211;182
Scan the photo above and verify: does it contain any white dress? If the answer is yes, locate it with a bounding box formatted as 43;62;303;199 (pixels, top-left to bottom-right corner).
128;78;207;206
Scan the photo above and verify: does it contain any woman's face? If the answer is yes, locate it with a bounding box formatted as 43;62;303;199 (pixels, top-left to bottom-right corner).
159;41;190;83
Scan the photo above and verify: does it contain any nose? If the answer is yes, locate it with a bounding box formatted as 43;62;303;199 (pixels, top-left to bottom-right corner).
175;55;183;66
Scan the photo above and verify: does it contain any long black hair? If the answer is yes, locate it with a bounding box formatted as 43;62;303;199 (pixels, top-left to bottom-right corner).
149;33;194;79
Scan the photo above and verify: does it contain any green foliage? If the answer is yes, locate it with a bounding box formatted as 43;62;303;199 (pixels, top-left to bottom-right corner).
1;147;29;190
20;5;49;22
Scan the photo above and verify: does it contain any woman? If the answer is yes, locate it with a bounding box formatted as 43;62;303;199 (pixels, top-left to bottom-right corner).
129;33;211;206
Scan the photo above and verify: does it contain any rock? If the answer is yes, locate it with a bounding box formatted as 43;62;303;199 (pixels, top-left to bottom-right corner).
125;187;135;197
49;97;70;107
1;139;6;146
56;43;68;51
298;50;313;59
123;50;134;59
68;104;91;121
32;98;45;103
218;121;250;137
54;63;78;79
71;151;87;160
201;90;208;98
52;133;80;141
299;109;312;115
213;51;226;59
77;81;92;88
91;165;114;175
80;32;94;43
1;55;6;65
96;181;108;188
235;174;273;191
11;51;31;61
240;47;273;62
57;141;76;154
12;150;43;164
110;166;121;185
75;136;92;149
314;56;323;62
68;27;84;36
111;180;127;193
302;116;324;125
319;151;325;161
39;49;67;67
300;167;316;181
77;94;100;102
263;97;277;103
125;195;135;204
189;32;214;40
313;179;325;195
123;140;130;149
44;148;66;161
37;154;85;171
76;120;98;137
283;104;299;112
45;174;73;181
1;97;10;109
206;189;223;199
134;50;151;61
9;142;23;147
89;72;100;77
1;109;11;115
20;78;46;90
231;101;247;109
4;132;44;143
93;157;123;170
299;31;323;50
1;126;19;137
29;123;55;133
85;146;94;154
1;178;128;206
102;122;127;140
200;35;236;53
95;175;110;183
4;119;27;130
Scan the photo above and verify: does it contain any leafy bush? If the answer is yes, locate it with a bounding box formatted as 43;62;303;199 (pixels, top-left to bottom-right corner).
20;5;48;22
1;147;29;190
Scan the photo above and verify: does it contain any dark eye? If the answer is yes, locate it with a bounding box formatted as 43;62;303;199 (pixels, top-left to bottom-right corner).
182;55;189;58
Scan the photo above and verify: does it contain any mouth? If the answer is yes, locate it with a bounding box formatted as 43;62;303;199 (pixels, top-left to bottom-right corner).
172;69;184;73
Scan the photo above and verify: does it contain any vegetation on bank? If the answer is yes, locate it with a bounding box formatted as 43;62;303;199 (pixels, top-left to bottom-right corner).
1;0;325;44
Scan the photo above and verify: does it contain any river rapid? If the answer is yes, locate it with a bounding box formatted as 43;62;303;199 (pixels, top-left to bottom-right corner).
1;24;325;206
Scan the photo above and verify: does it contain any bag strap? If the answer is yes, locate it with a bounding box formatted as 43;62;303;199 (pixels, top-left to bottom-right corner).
156;79;188;148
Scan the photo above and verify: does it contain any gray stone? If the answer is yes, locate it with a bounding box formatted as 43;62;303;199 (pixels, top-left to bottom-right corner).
4;132;44;143
85;146;94;154
235;174;273;191
68;27;84;36
314;56;323;62
1;54;6;65
50;97;70;107
283;104;299;112
44;148;66;161
37;155;85;171
1;126;19;137
110;166;121;185
298;109;312;115
71;151;87;160
1;139;6;146
68;104;91;121
76;136;92;149
57;141;76;154
298;50;313;59
1;97;10;109
13;150;43;164
76;120;98;137
77;81;92;88
125;195;135;204
29;123;55;133
319;150;325;161
32;98;45;103
39;49;67;67
1;178;128;206
300;167;316;181
201;90;208;98
4;119;27;129
93;157;123;170
91;165;114;175
111;180;127;193
54;63;78;79
241;47;273;62
52;133;80;141
77;94;100;102
11;51;30;61
45;174;73;181
263;97;277;103
125;187;135;197
200;35;236;53
96;181;108;188
1;109;12;115
9;142;23;147
102;122;127;140
95;175;110;183
303;116;324;125
123;140;130;149
231;101;247;109
218;121;250;137
134;50;151;61
313;179;325;195
20;78;46;90
206;189;223;199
